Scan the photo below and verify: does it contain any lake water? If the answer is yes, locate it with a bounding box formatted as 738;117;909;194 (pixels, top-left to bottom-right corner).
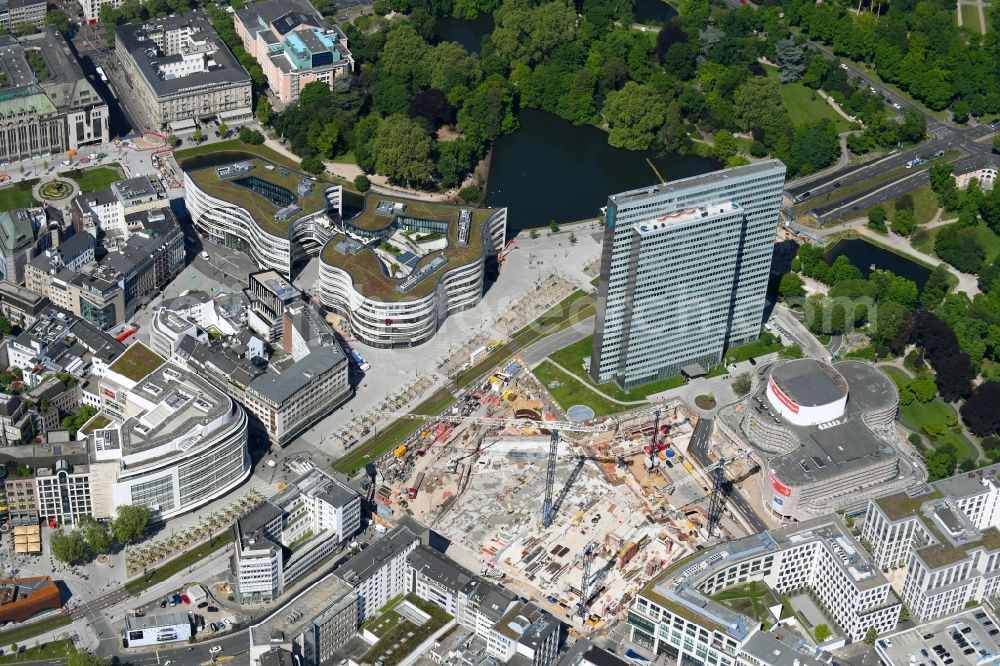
633;0;678;24
824;238;931;289
431;13;495;53
484;109;720;229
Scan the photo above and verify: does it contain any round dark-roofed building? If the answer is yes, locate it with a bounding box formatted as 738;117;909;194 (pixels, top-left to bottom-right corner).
720;359;926;522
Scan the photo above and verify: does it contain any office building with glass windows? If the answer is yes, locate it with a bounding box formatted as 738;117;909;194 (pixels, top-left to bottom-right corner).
591;160;786;389
90;342;250;521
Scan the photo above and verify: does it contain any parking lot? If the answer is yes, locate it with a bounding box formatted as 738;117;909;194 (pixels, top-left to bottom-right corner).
877;607;1000;666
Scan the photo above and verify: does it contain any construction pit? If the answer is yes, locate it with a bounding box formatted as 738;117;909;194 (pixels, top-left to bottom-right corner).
369;361;759;631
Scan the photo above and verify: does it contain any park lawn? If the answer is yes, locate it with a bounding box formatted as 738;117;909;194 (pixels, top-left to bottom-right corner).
0;180;38;212
532;361;628;417
723;333;784;363
877;364;975;462
764;65;854;132
0;614;72;648
712;582;782;630
911;220;1000;263
548;334;684;401
68;165;123;193
0;639;75;664
976;220;1000;261
960;4;983;32
332;149;356;165
125;529;234;595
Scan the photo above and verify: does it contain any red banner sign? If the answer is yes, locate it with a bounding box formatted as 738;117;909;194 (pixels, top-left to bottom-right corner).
769;472;792;497
768;377;799;414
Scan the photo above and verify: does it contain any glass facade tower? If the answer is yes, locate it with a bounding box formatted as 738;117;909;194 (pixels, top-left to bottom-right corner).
591;160;787;389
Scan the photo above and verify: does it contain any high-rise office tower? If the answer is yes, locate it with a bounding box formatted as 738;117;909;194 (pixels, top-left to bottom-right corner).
591;160;786;389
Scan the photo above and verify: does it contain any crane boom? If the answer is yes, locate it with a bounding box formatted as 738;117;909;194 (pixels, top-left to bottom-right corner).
661;451;749;496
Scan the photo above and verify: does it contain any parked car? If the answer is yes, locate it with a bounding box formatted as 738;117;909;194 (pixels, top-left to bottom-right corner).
207;606;218;613
197;601;208;609
180;594;190;605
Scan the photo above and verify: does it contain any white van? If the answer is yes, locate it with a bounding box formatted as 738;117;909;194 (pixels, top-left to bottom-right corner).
201;251;210;260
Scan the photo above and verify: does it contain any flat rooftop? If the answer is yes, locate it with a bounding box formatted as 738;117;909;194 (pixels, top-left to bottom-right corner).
877;607;1000;666
608;159;785;207
250;573;356;646
320;195;500;302
183;157;328;237
640;516;888;639
741;360;899;487
115;12;250;99
769;359;848;407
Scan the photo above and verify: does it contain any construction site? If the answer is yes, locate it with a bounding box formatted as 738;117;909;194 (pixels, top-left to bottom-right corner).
366;359;761;632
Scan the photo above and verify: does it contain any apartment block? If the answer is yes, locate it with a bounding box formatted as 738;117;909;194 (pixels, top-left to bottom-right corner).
592;160;786;389
231;467;361;604
628;515;899;666
862;465;1000;623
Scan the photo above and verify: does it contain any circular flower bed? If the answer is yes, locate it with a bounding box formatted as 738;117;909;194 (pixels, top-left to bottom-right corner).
39;180;73;200
694;394;717;410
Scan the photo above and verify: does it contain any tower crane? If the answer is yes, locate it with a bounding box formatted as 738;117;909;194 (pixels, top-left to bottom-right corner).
384;411;611;527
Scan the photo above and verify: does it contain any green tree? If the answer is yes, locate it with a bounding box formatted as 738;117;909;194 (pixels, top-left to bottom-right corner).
935;225;986;273
216;121;229;138
45;9;70;32
50;529;88;564
110;504;151;544
370;114;434;186
85;522;112;554
868;205;887;232
192;128;204;144
602;82;667;151
457;78;517;149
864;627;878;644
891;209;915;237
922;264;951;308
256;97;273;126
354;174;371;192
900;109;926;143
568;232;577;244
711;129;738;162
491;0;577;65
0;314;13;335
993;134;1000;154
165;133;178;148
814;624;831;642
779;273;805;300
239;127;265;145
732;373;752;397
301;155;325;174
549;220;560;233
909;373;938;402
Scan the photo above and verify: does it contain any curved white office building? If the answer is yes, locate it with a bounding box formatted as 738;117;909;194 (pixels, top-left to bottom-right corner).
317;200;507;348
182;156;342;277
91;342;251;521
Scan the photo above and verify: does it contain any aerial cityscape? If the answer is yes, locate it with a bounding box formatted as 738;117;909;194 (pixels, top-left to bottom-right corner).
0;0;998;665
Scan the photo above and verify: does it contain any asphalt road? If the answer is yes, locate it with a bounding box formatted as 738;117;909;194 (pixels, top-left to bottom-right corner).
520;315;595;366
686;418;769;534
784;42;998;221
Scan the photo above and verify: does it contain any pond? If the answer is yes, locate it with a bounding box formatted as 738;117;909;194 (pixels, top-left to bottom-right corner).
431;13;495;54
633;0;678;25
484;109;720;229
824;238;931;290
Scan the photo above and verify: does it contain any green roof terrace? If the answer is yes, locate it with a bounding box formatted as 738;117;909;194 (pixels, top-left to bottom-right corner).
182;157;329;238
108;342;166;383
320;194;500;303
